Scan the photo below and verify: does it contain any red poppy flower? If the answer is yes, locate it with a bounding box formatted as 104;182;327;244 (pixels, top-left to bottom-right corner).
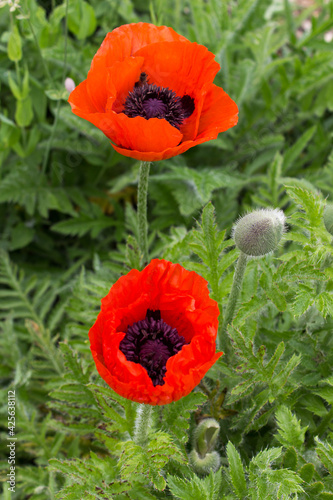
68;23;238;161
89;259;221;405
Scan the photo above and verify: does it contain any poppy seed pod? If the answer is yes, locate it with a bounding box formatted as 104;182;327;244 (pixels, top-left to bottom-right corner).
324;203;333;235
232;208;286;257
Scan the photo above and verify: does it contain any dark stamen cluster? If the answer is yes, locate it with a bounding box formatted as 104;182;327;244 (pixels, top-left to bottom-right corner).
123;74;195;129
119;309;187;386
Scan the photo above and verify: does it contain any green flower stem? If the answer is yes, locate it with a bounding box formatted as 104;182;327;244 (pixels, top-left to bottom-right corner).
220;251;248;349
137;161;151;265
133;404;153;447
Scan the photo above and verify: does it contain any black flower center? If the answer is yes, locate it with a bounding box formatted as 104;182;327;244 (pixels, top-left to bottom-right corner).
123;73;195;129
119;309;187;386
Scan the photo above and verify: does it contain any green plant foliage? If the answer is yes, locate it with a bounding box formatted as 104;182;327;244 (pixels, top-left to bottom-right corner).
167;469;222;500
119;431;186;491
161;392;207;445
275;405;308;450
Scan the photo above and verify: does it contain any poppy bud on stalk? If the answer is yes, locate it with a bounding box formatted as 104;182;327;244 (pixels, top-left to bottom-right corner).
232;208;286;257
221;208;286;349
324;203;333;236
189;418;221;475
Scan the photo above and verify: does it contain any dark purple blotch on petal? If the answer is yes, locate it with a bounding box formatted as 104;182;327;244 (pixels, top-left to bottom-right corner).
119;309;187;386
123;76;195;129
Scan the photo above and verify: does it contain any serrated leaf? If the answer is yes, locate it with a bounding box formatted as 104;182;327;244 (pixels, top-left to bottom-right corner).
315;438;333;475
226;442;247;498
275;405;307;449
292;284;316;317
316;292;333;317
162;392;207;443
167;470;222;500
52;212;118;237
119;432;185;491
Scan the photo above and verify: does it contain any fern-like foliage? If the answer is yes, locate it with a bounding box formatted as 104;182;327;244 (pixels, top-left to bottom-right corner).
161;392;207;446
49;453;131;500
185;202;237;304
275;405;308;450
119;431;186;491
224;443;304;499
167;469;222;500
0;164;75;217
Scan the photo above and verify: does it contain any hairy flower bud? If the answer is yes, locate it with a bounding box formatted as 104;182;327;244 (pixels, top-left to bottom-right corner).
232;208;286;257
324;203;333;235
189;418;220;475
189;449;221;475
194;418;220;457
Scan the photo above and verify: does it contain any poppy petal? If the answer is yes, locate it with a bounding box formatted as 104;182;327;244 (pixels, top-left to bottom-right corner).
105;56;144;113
89;259;222;405
197;83;239;136
85;23;188;112
134;41;220;97
111;84;238;160
69;22;238;161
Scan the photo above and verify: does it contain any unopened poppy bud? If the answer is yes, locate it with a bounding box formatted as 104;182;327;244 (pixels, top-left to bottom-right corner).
324;203;333;235
189;449;221;475
232;208;286;257
194;418;220;457
65;77;75;93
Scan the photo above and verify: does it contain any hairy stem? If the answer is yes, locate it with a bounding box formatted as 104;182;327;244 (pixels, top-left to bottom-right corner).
220;252;248;350
137;161;151;266
133;404;153;447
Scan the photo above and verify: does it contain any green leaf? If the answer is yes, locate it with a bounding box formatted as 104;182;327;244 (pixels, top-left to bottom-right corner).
299;463;315;483
265;284;287;312
226;442;247;499
151;167;245;217
8;72;22;100
162;392;207;443
67;0;97;40
275;405;307;449
316;438;333;475
15;96;33;128
10;223;34;250
316;292;333;318
119;432;185;491
167;470;222;500
7;25;22;62
52;212;118;238
268;469;304;496
250;447;282;470
88;383;134;434
0;165;75;217
282;125;316;172
283;447;298;471
189;202;234;301
292;284;316;317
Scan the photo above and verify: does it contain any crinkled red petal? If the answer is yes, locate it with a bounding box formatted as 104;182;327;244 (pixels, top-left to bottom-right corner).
84;23;187;111
89;259;222;405
68;23;238;161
